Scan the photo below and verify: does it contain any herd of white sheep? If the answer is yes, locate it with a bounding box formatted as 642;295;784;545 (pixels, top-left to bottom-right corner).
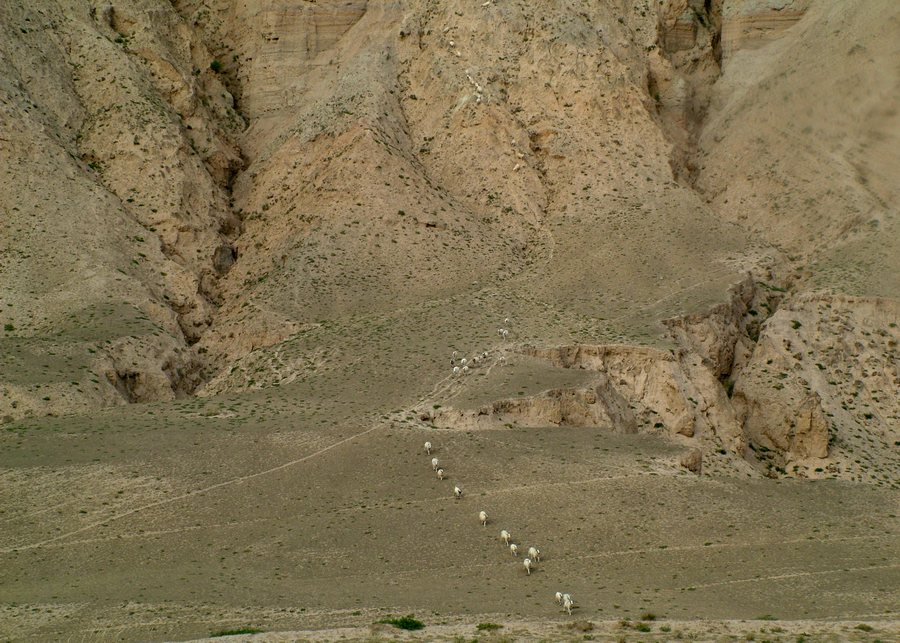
429;318;575;614
423;433;574;612
450;319;513;378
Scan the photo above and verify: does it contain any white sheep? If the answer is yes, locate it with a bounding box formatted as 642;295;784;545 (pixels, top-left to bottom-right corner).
432;457;439;471
479;510;488;526
527;546;541;562
453;366;460;375
500;529;511;545
523;558;533;575
454;485;462;499
460;358;468;366
513;163;521;172
452;350;458;359
555;591;563;604
504;318;510;324
509;543;518;557
462;365;469;374
481;351;488;359
563;596;573;615
501;329;509;339
437;468;445;480
424;441;432;455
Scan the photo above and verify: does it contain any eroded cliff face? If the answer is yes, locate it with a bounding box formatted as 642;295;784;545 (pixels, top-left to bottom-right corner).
428;280;899;481
721;0;811;61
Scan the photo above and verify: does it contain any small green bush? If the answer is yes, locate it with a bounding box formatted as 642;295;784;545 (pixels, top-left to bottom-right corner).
634;622;652;632
378;615;425;630
855;623;873;632
210;60;223;72
3;323;13;332
477;622;503;631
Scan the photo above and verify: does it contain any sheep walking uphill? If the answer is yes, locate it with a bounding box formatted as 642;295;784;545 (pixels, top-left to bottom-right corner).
563;593;574;615
527;546;541;562
509;543;518;557
500;530;511;545
555;591;563;605
424;441;432;455
432;457;439;471
479;510;488;526
523;558;533;575
437;468;445;480
454;485;463;499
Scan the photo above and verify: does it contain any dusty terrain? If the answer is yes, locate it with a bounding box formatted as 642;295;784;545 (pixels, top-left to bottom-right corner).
1;0;898;641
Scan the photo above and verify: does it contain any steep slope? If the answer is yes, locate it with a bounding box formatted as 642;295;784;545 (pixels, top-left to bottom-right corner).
0;0;242;419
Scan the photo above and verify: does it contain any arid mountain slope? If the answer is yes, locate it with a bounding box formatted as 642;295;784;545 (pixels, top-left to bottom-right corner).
0;2;898;639
2;0;898;474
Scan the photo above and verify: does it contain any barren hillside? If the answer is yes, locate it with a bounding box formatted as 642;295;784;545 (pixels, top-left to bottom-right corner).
1;1;898;640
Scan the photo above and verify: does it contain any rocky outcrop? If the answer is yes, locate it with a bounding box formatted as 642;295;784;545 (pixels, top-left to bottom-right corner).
680;448;704;474
433;379;638;433
663;275;778;379
176;0;369;119
430;342;747;459
427;283;899;483
721;0;811;62
731;294;900;480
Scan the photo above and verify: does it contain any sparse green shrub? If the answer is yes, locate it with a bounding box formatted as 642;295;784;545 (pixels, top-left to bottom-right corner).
791;320;802;329
210;59;223;72
634;622;652;632
3;323;13;332
855;623;873;632
477;622;503;631
378;615;425;630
